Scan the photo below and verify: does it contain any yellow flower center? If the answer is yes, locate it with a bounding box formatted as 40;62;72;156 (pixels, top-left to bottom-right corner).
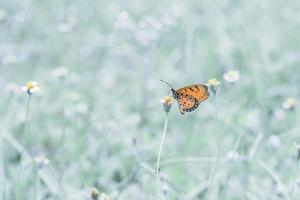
286;98;296;105
163;96;173;105
208;79;220;86
227;70;238;77
26;81;37;89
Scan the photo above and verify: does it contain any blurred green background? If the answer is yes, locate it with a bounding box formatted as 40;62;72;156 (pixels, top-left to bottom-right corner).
1;0;300;199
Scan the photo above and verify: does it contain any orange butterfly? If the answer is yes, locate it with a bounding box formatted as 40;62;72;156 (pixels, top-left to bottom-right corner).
161;80;210;115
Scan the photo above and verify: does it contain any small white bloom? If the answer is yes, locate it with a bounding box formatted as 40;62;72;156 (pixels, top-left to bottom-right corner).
223;70;240;83
268;135;281;148
22;81;40;94
226;150;239;162
282;97;296;110
206;78;221;94
207;79;221;87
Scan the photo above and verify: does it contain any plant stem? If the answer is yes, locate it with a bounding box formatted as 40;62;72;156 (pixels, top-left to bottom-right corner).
36;168;41;200
156;114;169;174
24;94;32;134
291;158;299;200
207;93;220;200
156;113;169;199
214;92;218;119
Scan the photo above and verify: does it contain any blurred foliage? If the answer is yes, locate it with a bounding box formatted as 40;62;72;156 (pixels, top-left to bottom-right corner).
1;0;300;199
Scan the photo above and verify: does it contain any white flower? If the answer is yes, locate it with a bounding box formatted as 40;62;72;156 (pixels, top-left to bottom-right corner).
160;96;173;113
282;97;296;110
226;150;240;162
22;81;40;94
268;135;281;148
223;70;240;83
206;78;221;94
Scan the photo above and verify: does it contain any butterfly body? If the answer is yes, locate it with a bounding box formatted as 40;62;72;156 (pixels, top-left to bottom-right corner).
162;80;209;115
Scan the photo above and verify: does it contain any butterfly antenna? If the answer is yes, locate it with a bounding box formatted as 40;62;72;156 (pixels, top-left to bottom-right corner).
160;79;174;89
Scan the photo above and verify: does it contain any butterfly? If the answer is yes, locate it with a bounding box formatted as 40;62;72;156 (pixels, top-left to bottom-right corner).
161;80;210;115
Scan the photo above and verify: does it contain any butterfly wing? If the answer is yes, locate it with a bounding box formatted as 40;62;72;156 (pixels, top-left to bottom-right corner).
176;84;209;102
175;92;199;114
173;84;209;114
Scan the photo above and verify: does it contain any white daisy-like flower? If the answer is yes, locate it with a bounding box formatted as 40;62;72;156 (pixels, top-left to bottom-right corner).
207;78;221;87
282;97;296;110
160;96;173;113
22;81;40;94
206;78;221;94
223;70;240;83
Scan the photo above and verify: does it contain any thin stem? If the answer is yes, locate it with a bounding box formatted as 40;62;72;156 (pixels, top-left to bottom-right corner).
220;131;243;200
214;92;218;119
206;93;220;200
291;158;299;200
156;114;169;174
23;94;32;134
36;168;41;200
156;113;169;199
